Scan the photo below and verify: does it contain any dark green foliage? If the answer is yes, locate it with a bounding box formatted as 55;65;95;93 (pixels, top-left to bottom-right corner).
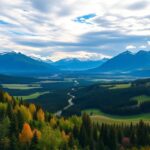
0;90;150;150
30;132;39;150
67;79;150;116
10;135;19;150
17;110;24;132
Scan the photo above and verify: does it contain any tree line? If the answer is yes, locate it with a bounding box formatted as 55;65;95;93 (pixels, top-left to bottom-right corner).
0;90;150;150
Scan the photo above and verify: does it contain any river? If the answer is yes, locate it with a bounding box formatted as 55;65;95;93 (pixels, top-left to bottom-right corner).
54;80;79;116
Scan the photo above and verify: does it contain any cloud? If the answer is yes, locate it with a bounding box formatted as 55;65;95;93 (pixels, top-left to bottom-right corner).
126;45;136;50
32;0;53;12
48;51;111;61
0;20;12;25
139;45;147;49
127;0;149;10
31;0;73;17
0;0;150;60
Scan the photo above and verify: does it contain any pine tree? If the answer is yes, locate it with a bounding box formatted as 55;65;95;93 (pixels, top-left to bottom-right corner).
7;103;13;120
118;129;123;144
10;134;19;150
9;113;19;136
79;125;87;148
68;134;75;148
73;124;79;139
98;139;105;150
109;127;118;150
93;125;98;141
17;110;24;132
30;132;39;150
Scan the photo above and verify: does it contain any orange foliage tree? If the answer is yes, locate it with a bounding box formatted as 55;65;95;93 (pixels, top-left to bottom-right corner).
19;123;33;144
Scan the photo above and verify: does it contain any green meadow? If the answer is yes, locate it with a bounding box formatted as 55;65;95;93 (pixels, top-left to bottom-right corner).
1;84;41;90
131;95;150;105
109;83;131;89
14;91;50;100
83;109;150;125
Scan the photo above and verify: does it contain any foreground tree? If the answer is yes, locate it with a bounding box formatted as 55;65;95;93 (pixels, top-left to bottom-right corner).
19;123;33;144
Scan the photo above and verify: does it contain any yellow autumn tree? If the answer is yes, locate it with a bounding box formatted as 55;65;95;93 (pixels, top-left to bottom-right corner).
50;117;57;128
3;92;12;102
61;130;69;143
13;105;32;122
19;123;33;144
37;108;45;122
29;103;36;115
13;104;20;113
19;105;32;122
59;118;73;131
0;102;7;112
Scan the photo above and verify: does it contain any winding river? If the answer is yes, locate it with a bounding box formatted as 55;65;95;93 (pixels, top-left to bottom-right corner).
55;80;79;116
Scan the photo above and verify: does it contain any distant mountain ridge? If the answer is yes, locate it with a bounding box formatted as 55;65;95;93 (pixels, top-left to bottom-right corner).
92;50;150;73
53;58;108;70
1;50;150;76
0;51;58;75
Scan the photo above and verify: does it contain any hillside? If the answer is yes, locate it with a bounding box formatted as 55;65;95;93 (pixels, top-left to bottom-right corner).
0;90;150;150
92;50;150;73
0;52;58;75
63;79;150;116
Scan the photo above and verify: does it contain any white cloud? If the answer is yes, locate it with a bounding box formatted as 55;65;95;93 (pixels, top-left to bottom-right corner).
126;45;136;50
139;45;147;49
47;51;111;61
0;0;150;60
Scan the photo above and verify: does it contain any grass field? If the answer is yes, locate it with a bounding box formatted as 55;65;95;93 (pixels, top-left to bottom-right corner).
37;80;70;84
83;109;150;125
14;91;50;100
109;83;131;90
1;84;41;90
131;95;150;105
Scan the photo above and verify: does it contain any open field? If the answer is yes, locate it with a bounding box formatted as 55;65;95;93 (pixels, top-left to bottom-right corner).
131;95;150;105
83;109;150;124
91;114;150;125
14;91;50;100
1;84;41;90
109;83;131;89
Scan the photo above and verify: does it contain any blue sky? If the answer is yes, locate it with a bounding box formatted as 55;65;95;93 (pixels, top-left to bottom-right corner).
0;0;150;61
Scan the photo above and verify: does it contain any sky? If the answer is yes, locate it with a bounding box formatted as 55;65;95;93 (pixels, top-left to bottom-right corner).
0;0;150;61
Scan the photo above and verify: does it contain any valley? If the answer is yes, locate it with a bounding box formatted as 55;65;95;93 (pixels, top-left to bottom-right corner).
1;1;150;148
0;52;150;150
0;73;150;124
0;51;150;136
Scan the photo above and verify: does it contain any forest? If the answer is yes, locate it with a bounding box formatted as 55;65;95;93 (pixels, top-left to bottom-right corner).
64;79;150;116
0;90;150;150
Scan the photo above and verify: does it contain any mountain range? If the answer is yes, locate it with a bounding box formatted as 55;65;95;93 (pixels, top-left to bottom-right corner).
92;50;150;74
0;52;58;75
0;51;109;75
0;50;150;77
52;58;108;71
